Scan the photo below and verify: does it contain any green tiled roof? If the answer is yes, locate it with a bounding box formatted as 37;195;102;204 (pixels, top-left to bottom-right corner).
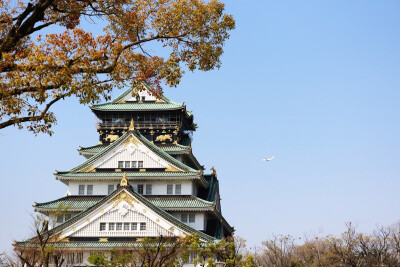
78;144;107;156
36;195;214;212
16;241;147;248
34;196;104;211
91;82;186;112
159;144;191;154
57;172;199;178
147;196;214;210
56;171;207;187
92;103;184;111
79;143;190;159
67;131;198;174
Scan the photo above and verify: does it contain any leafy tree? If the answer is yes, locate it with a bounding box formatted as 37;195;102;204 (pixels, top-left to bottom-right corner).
87;234;248;267
0;0;235;134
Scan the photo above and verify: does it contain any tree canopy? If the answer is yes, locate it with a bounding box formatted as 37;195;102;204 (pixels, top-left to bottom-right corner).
0;0;235;134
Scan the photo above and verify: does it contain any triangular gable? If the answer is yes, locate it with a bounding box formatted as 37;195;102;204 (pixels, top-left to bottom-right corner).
69;131;198;173
55;187;215;242
115;88;161;103
110;82;174;104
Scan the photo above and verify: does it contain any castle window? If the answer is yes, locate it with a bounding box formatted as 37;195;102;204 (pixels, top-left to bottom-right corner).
132;161;137;168
100;223;106;231
57;215;63;223
146;184;152;195
167;184;173;195
189;214;195;223
138;184;144;194
131;223;137;230
181;214;188;223
141;96;145;101
140;222;146;231
108;185;114;194
76;253;83;264
116;223;122;231
118;161;123;168
124;223;130;231
189;252;198;264
109;223;115;231
78;185;85;195
138;161;144;168
125;161;130;168
87;185;93;195
175;184;181;195
67;253;74;264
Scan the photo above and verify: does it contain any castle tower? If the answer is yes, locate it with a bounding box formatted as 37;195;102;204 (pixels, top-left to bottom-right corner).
17;83;233;265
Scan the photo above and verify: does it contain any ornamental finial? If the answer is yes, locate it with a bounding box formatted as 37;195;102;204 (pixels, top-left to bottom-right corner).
120;172;128;186
211;166;217;177
129;119;135;130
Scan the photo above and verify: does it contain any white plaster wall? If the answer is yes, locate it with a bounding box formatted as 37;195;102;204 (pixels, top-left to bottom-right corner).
170;212;205;231
68;181;119;195
73;207;171;237
68;180;194;196
97;146;165;169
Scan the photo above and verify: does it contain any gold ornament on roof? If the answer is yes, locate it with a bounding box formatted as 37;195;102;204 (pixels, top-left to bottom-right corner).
120;172;128;186
129;119;135;130
211;166;217;177
105;134;119;142
108;191;138;207
155;134;172;142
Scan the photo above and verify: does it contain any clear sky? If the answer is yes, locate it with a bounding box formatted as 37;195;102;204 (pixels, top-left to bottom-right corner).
1;0;400;253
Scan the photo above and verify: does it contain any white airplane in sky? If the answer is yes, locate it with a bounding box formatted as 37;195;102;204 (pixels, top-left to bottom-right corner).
262;156;274;162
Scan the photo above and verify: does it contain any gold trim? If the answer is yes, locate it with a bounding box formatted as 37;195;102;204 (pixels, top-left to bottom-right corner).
120;172;128;186
155;134;172;142
99;238;108;242
122;135;141;147
139;169;146;172
165;164;181;172
108;191;139;207
211;166;217;178
80;164;95;173
129;119;135;130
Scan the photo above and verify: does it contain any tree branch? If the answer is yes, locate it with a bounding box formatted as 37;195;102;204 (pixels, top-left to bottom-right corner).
0;94;66;129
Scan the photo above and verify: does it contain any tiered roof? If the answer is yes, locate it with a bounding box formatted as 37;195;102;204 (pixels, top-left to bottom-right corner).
34;195;215;212
19;183;218;246
90;82;192;117
78;143;192;159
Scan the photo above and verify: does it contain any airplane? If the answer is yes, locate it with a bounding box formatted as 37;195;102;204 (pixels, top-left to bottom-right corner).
262;156;274;162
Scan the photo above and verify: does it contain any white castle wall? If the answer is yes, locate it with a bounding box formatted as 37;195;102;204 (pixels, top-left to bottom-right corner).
72;207;171;237
68;180;194;195
97;147;165;169
169;212;206;231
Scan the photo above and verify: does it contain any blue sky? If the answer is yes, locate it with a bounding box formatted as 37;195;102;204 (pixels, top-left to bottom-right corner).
1;0;400;252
